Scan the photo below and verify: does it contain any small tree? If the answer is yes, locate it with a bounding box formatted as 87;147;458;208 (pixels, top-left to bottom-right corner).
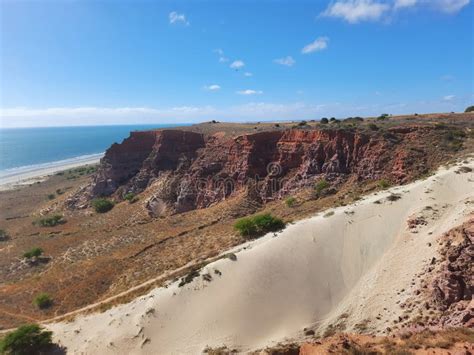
320;118;329;124
33;293;52;309
0;324;54;355
23;247;43;259
92;198;115;213
465;105;474;113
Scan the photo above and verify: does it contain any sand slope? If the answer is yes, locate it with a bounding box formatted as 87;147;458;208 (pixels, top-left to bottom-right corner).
48;158;474;354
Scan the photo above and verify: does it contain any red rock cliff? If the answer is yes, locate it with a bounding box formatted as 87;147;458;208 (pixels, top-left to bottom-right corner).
68;126;450;214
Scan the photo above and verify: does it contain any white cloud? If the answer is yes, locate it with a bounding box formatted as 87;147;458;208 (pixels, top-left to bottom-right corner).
433;0;470;13
244;72;253;77
214;49;228;63
274;56;296;67
443;94;455;101
394;0;418;8
236;89;263;95
321;0;391;23
230;60;245;69
169;11;189;25
301;37;329;54
204;84;221;91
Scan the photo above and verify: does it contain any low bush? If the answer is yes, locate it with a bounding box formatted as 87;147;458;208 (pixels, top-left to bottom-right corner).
23;247;43;259
320;117;329;124
0;229;8;241
297;120;307;127
465;105;474;113
234;213;285;238
92;198;115;213
0;324;54;355
368;123;378;131
314;179;330;195
36;215;64;227
377;113;389;121
285;196;296;207
33;293;52;309
387;193;401;202
378;179;391;189
47;194;55;200
123;192;139;204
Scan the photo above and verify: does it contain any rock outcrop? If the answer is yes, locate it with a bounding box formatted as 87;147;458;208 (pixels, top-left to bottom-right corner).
431;218;474;328
67;125;451;215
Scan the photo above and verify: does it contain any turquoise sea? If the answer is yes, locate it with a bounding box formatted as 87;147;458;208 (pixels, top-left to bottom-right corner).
0;124;181;173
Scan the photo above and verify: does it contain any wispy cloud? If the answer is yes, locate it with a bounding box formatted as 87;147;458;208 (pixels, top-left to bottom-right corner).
169;11;189;25
236;89;263;95
274;56;296;67
230;60;245;69
394;0;417;9
323;0;470;24
301;37;329;54
433;0;470;13
443;94;455;101
204;84;221;91
214;49;229;63
244;72;253;77
321;0;390;23
2;98;470;128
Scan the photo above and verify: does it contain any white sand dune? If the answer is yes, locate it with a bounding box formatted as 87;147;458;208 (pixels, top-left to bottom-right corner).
49;158;474;354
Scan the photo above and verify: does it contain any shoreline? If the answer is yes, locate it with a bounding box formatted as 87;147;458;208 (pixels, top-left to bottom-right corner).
0;153;103;191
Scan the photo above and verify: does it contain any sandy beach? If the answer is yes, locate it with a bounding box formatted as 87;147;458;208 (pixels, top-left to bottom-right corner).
0;153;103;191
47;158;474;354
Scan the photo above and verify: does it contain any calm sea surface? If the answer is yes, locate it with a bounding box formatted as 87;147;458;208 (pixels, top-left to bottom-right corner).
0;124;182;172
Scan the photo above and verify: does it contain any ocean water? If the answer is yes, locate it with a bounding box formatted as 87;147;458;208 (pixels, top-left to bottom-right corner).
0;124;181;173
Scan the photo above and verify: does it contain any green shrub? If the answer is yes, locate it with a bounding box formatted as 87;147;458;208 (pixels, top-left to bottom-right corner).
123;192;138;204
285;197;296;207
320;117;329;124
33;293;52;309
377;113;389;121
47;194;55;200
368;123;378;131
465;105;474;113
36;215;64;227
92;198;115;213
0;229;7;241
314;179;329;195
234;213;285;238
23;247;43;259
298;120;307;127
378;179;391;189
0;324;53;355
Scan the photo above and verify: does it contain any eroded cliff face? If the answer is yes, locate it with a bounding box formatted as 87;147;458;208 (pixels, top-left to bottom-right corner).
67;126;445;215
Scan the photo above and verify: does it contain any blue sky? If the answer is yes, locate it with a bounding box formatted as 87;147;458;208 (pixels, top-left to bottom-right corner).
0;0;472;127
